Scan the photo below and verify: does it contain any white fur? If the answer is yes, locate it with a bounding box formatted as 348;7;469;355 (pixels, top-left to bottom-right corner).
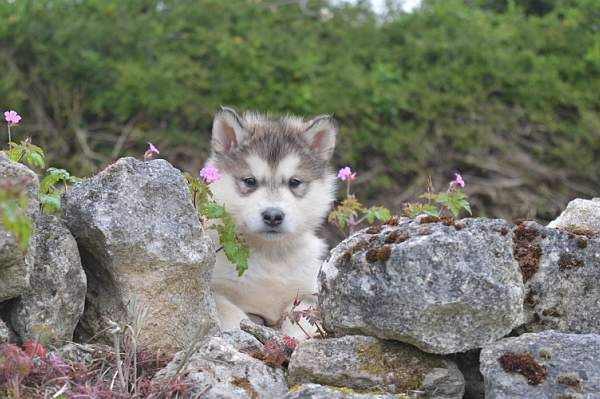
206;109;336;339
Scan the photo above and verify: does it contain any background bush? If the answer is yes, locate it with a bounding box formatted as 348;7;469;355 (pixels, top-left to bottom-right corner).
1;0;599;221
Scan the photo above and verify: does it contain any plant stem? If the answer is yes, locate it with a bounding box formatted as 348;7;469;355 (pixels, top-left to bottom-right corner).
294;319;312;340
7;125;11;144
112;330;126;391
347;215;356;236
16;150;25;164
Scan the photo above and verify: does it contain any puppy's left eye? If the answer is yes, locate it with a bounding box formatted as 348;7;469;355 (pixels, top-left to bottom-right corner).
288;178;302;189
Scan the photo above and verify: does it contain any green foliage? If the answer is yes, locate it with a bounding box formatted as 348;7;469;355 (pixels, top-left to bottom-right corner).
1;0;599;219
185;173;250;276
39;167;83;214
402;203;440;218
6;140;45;170
404;177;472;218
0;182;32;249
328;197;364;231
426;191;472;218
328;176;392;236
364;206;392;224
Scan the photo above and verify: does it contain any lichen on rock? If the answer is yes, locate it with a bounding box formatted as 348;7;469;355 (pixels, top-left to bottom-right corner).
319;217;524;354
287;335;464;398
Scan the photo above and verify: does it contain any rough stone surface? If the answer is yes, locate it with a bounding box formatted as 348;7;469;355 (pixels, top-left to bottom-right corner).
241;318;288;346
62;157;218;352
319;217;524;354
480;331;600;399
55;342;104;365
0;319;11;343
284;383;402;398
288;335;464;398
0;152;39;302
449;349;484;399
548;197;600;232
9;214;86;343
154;332;288;398
517;221;600;334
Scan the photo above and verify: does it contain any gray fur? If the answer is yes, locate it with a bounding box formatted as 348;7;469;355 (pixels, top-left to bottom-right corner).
212;108;336;195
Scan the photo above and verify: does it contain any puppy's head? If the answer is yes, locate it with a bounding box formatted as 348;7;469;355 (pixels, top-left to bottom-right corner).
207;107;337;242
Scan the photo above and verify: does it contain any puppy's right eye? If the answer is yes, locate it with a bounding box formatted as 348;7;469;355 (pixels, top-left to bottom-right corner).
243;177;257;187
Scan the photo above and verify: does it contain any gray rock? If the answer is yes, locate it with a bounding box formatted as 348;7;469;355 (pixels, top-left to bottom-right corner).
55;342;101;365
287;335;464;398
319;218;524;354
62;157;218;352
154;332;289;398
284;383;401;398
9;214;86;344
516;221;600;334
449;349;484;399
0;152;40;218
220;328;264;354
240;318;288;346
0;153;39;301
548;198;600;231
480;330;600;399
0;319;11;343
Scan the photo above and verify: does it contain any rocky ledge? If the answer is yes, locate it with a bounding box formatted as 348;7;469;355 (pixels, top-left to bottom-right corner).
1;156;600;398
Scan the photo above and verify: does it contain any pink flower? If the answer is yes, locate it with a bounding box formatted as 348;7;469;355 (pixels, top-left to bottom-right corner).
4;110;21;126
148;142;159;155
453;172;465;188
337;166;356;181
200;165;221;183
143;142;160;161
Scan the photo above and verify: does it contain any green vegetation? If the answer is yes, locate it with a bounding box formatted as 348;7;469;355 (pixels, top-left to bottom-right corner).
185;172;250;275
0;181;31;249
1;0;599;220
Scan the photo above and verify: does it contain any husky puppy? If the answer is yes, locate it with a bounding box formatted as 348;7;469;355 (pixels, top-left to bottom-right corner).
206;107;337;339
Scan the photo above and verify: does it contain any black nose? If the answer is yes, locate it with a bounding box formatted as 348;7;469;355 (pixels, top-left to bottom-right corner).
262;207;285;227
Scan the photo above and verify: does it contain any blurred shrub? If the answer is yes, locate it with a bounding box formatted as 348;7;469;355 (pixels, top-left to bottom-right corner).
1;0;599;220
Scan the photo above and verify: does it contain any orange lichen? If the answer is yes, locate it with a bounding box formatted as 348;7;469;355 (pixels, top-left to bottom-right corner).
454;223;465;230
498;352;548;385
365;246;392;263
513;224;542;282
384;231;409;244
558;254;584;270
557;374;581;390
366;225;383;234
419;215;440;224
386;217;399;226
231;377;258;399
563;226;596;239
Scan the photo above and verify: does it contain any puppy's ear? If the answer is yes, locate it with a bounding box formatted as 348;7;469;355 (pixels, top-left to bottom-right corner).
211;107;248;153
302;115;337;161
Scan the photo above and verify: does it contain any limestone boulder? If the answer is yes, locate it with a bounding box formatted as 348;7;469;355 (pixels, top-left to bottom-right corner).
319;217;524;354
62;157;218;352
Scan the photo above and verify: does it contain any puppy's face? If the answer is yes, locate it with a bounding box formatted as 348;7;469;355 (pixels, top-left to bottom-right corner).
207;108;337;242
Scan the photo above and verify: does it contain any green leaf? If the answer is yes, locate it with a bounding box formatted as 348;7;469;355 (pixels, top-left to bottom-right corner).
201;201;225;219
0;189;32;250
40;193;61;214
187;175;250;276
402;203;439;218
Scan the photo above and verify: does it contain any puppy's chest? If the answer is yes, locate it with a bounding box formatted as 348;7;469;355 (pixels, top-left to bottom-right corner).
213;248;321;320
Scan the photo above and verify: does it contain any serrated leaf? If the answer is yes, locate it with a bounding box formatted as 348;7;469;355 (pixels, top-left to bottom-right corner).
24;152;45;169
40;193;61;214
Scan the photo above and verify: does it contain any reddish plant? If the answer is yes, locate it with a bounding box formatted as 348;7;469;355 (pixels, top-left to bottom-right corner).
22;339;47;358
263;340;288;368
